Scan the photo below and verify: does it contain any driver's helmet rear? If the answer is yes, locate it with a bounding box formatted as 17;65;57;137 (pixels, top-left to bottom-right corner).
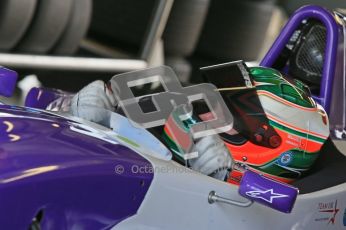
164;66;330;185
226;67;330;184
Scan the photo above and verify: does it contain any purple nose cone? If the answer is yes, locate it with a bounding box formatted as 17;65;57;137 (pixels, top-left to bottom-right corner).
25;87;58;109
0;67;18;97
239;171;298;213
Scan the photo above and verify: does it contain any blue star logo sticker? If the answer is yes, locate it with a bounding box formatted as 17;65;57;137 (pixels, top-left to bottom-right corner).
245;189;289;203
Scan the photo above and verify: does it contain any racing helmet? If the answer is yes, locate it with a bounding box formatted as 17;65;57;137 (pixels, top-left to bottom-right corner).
164;61;330;184
225;66;329;184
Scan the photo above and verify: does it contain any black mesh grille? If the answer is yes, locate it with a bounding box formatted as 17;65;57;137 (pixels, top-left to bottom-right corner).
295;24;326;77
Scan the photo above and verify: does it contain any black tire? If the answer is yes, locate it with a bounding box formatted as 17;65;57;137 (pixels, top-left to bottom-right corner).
280;0;346;15
89;0;156;53
0;0;37;51
163;0;210;57
15;0;73;54
195;0;276;61
52;0;92;55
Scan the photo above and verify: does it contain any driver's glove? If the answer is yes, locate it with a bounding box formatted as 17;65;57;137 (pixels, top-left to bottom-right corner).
189;135;233;181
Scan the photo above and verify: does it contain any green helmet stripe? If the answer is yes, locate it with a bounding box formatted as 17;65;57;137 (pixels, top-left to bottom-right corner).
268;119;326;143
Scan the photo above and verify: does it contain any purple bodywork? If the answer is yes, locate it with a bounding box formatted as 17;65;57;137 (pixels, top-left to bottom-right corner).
0;105;153;229
0;67;17;97
25;87;72;110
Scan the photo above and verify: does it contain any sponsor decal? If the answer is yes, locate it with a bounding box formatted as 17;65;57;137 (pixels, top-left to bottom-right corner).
233;162;249;171
277;152;293;166
343;208;346;226
245;189;289;204
314;200;340;225
229;175;242;183
286;134;301;147
229;162;248;183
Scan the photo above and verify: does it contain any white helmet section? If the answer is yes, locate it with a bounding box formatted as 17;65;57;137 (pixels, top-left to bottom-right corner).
257;92;330;141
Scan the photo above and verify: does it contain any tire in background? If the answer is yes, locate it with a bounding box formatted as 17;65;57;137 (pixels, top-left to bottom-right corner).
280;0;346;15
89;0;156;55
0;0;37;51
15;0;73;54
52;0;92;55
163;0;210;57
195;0;276;61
